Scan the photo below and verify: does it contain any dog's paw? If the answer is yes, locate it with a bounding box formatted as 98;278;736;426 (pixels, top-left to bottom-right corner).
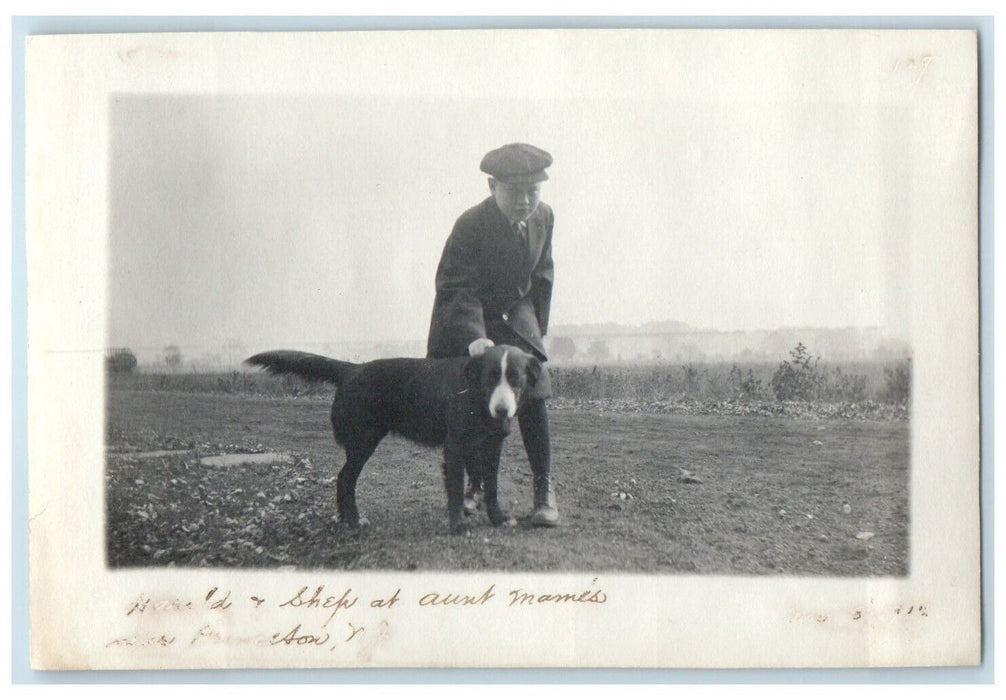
487;506;516;528
335;515;370;531
449;518;470;536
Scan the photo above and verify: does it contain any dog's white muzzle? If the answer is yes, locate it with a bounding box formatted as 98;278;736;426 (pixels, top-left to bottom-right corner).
487;350;518;419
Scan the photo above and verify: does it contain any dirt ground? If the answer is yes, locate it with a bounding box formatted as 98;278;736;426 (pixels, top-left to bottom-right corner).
106;388;909;575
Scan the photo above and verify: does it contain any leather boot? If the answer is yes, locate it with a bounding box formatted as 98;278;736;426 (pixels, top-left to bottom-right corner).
530;475;559;527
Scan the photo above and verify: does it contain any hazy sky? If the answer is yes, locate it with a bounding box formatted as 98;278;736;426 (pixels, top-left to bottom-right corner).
107;34;915;355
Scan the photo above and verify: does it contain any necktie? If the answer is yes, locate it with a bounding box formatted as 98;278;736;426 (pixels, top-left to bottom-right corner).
512;221;530;279
513;220;527;242
511;221;532;296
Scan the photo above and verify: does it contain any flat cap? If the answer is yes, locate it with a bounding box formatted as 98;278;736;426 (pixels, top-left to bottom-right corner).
480;143;552;184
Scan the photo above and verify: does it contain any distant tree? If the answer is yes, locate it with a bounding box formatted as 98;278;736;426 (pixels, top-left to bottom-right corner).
105;348;138;374
587;339;611;363
740;369;766;400
681;364;700;395
771;342;822;401
164;345;182;372
550;336;576;361
880;358;912;405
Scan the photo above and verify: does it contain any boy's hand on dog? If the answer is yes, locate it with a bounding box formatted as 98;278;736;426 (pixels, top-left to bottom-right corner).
467;338;495;356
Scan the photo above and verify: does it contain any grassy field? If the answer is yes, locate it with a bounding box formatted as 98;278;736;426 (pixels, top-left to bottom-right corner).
106;365;910;575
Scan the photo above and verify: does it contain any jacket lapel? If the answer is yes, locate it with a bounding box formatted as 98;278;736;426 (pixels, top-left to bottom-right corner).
526;211;545;269
482;198;544;277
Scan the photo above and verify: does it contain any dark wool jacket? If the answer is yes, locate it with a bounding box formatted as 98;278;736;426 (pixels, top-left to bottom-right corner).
427;197;554;363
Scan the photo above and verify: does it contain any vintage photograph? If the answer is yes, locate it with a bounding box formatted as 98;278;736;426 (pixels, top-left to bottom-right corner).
27;28;979;669
104;94;911;575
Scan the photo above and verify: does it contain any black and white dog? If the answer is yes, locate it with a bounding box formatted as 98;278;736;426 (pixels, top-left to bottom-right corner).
245;345;541;534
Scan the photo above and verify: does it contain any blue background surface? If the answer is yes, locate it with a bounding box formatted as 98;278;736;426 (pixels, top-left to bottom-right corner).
10;14;994;684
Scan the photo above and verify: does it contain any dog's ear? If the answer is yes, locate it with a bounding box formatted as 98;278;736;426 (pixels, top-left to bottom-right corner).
463;354;483;387
525;356;542;387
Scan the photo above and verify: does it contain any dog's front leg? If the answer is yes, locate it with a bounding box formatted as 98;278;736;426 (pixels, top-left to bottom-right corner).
442;440;468;535
481;436;515;527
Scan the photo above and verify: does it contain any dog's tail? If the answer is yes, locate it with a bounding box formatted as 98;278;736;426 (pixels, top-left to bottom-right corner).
245;350;358;386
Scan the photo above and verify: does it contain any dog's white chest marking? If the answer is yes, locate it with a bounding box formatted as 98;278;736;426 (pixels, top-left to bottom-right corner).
488;350;518;419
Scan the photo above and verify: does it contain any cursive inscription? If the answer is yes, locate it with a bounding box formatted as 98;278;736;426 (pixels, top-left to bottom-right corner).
108;578;611;655
507;578;607;606
279;585;357;627
418;584;496;607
